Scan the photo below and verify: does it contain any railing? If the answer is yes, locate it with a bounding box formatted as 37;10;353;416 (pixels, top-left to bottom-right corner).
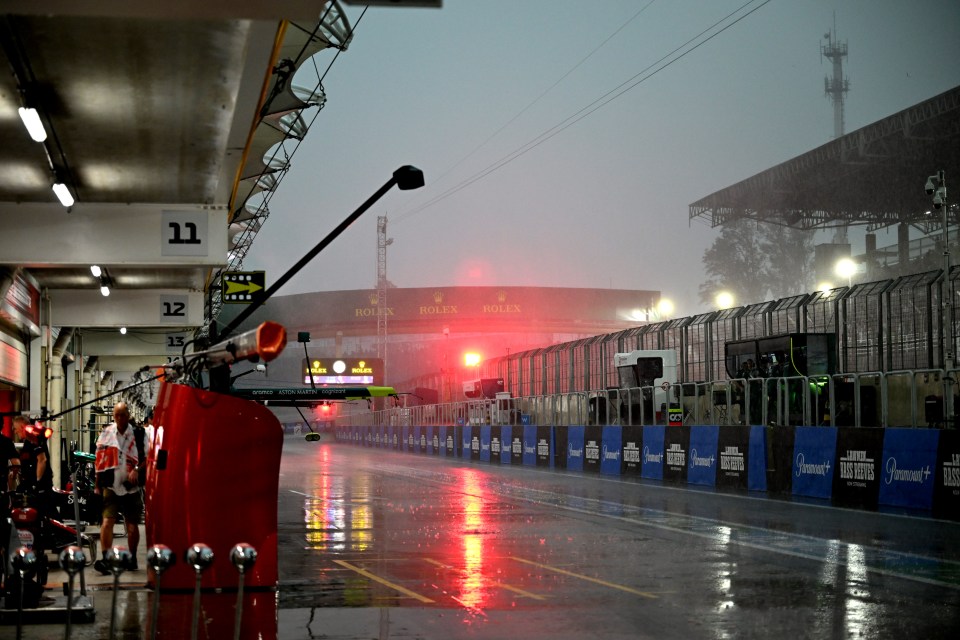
337;368;959;430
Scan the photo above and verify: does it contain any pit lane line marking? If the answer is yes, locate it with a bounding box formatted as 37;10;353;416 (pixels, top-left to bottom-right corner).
423;558;547;601
332;560;434;603
510;557;658;599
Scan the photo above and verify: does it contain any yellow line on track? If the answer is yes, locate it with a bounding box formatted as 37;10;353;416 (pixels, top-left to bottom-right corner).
333;560;434;603
510;557;658;599
423;558;546;601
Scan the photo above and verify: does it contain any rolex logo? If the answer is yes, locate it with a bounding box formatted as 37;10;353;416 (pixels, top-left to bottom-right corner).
497;290;507;303
433;290;444;304
369;293;378;305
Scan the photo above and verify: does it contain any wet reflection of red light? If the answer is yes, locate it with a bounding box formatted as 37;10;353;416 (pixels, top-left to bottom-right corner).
458;468;487;612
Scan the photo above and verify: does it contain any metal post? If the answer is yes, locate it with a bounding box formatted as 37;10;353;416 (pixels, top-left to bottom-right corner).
11;547;37;640
230;543;258;640
185;543;215;640
59;546;86;640
146;544;176;640
106;547;132;639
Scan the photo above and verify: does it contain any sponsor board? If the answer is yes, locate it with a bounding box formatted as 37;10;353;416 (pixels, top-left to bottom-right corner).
620;425;643;475
536;425;552;467
480;425;492;462
747;425;768;492
583;425;602;473
934;430;960;520
641;425;665;481
566;425;585;472
792;426;837;501
687;425;719;487
600;425;623;476
717;425;751;490
522;425;537;466
832;427;884;509
878;428;937;511
510;426;523;465
663;425;690;484
490;429;502;464
501;426;513;464
463;426;474;460
554;425;569;470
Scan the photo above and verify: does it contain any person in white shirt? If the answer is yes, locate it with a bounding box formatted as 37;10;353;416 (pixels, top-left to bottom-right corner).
93;401;142;574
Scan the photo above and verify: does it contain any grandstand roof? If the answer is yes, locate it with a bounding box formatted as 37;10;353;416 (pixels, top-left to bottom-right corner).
689;85;960;232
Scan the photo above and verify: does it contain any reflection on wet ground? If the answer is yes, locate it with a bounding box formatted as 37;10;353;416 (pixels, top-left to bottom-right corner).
277;440;960;639
10;437;960;639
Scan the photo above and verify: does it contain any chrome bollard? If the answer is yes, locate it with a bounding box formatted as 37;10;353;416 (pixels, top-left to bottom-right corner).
11;547;38;640
185;543;215;640
229;543;258;640
105;547;132;640
59;546;87;640
146;544;176;640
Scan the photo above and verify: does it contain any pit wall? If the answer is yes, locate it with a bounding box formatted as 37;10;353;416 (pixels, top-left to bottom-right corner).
335;424;960;521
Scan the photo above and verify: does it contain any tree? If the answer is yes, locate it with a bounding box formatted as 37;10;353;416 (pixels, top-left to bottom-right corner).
700;217;813;307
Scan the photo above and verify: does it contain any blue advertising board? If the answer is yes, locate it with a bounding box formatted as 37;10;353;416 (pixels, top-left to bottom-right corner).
687;425;719;487
501;426;512;464
641;425;665;480
747;425;768;492
480;425;492;462
462;426;473;460
523;425;538;466
878;428;938;511
566;425;585;472
600;426;623;476
792;426;838;500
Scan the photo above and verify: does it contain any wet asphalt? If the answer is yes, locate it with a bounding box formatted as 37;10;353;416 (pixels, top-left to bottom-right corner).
8;434;960;638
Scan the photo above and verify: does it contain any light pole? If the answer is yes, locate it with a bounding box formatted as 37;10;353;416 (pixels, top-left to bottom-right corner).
218;165;425;341
926;170;954;424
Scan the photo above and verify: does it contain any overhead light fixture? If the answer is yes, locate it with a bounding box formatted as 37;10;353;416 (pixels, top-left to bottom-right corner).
90;265;102;277
119;327;127;335
52;183;74;207
100;284;110;297
18;106;47;142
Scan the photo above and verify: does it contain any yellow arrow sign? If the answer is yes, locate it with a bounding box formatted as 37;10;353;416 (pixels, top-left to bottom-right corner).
225;280;263;295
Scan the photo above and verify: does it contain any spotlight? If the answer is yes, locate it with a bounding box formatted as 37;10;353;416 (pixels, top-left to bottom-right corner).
100;285;110;297
90;265;102;277
120;327;127;335
53;183;75;207
18;106;47;142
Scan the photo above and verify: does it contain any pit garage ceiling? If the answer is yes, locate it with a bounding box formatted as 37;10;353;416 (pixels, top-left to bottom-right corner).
0;1;351;342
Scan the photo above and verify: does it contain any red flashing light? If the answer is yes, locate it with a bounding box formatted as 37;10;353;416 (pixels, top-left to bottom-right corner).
26;422;52;439
464;352;481;367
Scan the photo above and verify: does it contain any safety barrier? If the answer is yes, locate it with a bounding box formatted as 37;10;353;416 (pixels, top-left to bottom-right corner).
334;421;959;520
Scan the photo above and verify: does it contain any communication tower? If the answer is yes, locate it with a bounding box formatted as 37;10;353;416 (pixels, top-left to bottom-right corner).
376;216;392;372
822;19;851;243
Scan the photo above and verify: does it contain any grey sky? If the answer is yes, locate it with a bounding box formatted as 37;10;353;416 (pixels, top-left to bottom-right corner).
245;0;960;318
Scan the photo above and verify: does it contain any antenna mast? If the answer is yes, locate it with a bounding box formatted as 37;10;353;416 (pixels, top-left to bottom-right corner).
822;16;851;242
376;216;391;374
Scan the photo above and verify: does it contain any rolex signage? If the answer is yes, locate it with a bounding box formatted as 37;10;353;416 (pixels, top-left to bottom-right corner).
303;357;383;386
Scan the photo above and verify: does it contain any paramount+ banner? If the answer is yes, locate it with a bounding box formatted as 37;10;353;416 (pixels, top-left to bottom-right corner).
641;425;665;481
687;425;719;487
600;426;622;476
792;426;837;500
566;425;585;472
878;428;937;512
